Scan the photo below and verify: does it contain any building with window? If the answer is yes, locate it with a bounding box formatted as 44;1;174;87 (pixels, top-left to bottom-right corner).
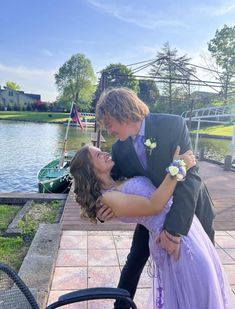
0;86;41;110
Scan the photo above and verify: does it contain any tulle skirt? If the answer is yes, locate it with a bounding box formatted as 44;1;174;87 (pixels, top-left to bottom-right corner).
146;216;235;309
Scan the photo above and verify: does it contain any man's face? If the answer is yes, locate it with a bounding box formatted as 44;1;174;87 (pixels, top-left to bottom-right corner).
103;116;134;141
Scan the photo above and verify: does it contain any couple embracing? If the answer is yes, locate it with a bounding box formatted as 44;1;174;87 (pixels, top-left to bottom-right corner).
70;87;234;308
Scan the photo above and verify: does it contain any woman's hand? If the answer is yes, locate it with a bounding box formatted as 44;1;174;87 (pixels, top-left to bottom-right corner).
173;146;196;170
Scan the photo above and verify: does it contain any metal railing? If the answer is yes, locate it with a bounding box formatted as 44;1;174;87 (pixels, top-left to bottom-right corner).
181;104;235;122
181;104;235;162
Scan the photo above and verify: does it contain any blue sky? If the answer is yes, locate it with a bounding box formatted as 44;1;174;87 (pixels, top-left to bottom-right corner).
0;0;234;101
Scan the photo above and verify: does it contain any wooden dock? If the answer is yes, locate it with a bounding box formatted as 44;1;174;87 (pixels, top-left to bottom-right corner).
60;161;235;231
60;188;136;231
0;192;67;204
198;161;235;230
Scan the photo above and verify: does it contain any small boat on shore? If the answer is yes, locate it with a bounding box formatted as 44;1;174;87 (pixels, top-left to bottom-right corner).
37;156;73;193
37;102;82;193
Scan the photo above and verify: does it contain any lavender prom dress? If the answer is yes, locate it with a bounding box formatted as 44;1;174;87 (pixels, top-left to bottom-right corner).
110;176;234;309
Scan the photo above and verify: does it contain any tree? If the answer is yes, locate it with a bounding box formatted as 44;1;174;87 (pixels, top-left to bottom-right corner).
5;81;20;90
138;79;159;111
92;63;139;112
55;53;96;111
150;42;196;113
103;63;139;91
208;24;235;101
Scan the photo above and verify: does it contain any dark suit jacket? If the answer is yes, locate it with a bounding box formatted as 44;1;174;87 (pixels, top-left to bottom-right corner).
111;113;215;240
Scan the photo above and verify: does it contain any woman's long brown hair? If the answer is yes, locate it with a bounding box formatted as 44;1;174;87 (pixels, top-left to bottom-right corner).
70;145;102;222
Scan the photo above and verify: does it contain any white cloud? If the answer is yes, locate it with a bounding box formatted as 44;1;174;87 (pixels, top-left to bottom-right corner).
212;4;235;16
87;0;187;29
194;1;235;17
41;49;53;57
0;64;58;102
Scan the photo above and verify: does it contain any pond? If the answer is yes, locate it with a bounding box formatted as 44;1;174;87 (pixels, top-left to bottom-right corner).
0;120;114;192
0;120;233;192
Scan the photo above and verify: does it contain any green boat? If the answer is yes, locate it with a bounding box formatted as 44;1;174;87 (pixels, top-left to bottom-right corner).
37;158;72;193
37;103;83;193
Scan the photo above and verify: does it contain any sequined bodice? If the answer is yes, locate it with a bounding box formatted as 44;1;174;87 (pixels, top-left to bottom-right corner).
112;176;173;236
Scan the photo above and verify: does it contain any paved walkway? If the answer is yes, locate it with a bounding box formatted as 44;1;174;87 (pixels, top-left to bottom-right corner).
47;162;235;308
47;230;235;308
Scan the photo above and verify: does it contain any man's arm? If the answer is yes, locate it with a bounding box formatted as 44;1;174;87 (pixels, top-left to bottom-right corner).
163;116;201;236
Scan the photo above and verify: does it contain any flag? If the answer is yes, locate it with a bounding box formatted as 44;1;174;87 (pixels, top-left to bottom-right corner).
70;103;84;129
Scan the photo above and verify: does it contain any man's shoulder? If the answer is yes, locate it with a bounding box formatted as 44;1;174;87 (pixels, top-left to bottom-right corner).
148;112;182;121
147;113;184;127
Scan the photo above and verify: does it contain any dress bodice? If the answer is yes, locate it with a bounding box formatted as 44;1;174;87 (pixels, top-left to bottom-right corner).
110;176;173;235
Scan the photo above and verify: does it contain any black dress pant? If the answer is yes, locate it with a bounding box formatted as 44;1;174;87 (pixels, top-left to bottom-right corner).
114;224;150;309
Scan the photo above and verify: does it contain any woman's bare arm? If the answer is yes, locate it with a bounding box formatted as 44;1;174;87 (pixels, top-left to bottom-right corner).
101;173;177;218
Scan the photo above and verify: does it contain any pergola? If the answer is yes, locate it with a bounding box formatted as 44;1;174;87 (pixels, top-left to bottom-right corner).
95;57;235;148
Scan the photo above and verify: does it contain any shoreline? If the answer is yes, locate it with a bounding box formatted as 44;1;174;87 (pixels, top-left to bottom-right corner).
0;117;95;127
190;132;232;140
1;118;231;140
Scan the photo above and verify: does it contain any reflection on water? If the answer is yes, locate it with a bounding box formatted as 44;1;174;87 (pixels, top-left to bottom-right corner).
0;120;233;192
0;121;112;192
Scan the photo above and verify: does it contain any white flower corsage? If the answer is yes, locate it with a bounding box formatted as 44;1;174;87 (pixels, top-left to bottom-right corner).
144;138;157;155
166;159;187;182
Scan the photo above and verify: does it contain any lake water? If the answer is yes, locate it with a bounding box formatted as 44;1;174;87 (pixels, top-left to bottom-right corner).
0;120;233;192
0;121;114;192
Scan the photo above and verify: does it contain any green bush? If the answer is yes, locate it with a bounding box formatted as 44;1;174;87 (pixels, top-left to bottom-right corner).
18;214;37;241
17;200;61;241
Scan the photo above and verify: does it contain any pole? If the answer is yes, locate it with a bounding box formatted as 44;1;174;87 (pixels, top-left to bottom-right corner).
96;72;106;148
194;119;201;157
230;123;235;161
59;102;73;168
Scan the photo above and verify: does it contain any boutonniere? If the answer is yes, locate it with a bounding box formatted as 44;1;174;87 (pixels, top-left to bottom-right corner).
144;138;157;155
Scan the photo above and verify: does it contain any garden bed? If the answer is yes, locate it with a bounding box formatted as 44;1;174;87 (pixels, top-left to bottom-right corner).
0;200;63;272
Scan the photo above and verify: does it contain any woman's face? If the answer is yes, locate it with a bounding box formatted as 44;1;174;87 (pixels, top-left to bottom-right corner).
88;146;114;175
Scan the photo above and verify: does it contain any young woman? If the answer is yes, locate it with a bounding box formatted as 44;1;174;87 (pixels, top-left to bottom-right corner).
70;145;234;309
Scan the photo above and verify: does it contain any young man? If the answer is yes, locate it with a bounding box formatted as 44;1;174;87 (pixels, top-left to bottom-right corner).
96;87;215;308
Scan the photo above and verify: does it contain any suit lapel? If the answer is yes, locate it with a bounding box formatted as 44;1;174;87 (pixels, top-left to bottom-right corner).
145;116;158;172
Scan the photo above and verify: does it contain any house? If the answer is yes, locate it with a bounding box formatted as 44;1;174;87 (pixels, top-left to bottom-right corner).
0;86;41;110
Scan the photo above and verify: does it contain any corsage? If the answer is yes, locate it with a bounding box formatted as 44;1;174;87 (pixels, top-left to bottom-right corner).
166;159;187;182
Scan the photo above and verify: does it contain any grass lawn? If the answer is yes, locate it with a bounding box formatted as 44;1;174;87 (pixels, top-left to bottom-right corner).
0;204;29;271
0;236;29;271
0;111;69;123
0;111;95;123
191;124;234;137
0;201;61;271
0;204;21;234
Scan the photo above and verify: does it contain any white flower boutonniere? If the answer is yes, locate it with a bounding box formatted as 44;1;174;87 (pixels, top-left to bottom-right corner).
144;138;157;155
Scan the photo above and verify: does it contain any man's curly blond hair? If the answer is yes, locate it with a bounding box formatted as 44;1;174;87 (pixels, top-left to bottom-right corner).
96;87;149;126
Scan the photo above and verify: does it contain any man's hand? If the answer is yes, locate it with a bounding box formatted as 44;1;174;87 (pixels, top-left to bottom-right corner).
156;230;181;261
96;203;115;222
173;146;196;170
